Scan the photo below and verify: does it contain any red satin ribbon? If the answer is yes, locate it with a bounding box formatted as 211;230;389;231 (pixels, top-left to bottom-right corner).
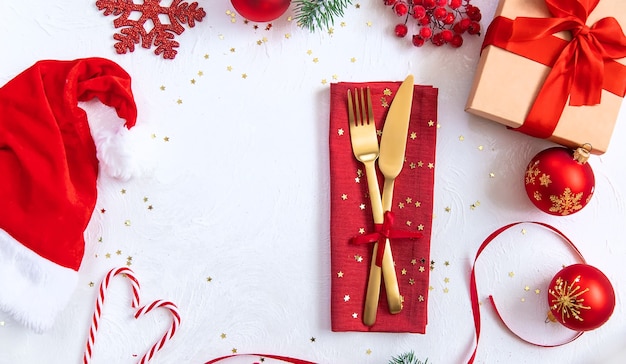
482;0;626;139
351;211;423;266
468;221;586;364
205;354;316;364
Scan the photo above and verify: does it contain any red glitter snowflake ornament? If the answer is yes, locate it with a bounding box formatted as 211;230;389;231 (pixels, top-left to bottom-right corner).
96;0;206;59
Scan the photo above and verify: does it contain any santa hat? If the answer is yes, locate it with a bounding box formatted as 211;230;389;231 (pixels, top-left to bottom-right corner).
0;57;138;333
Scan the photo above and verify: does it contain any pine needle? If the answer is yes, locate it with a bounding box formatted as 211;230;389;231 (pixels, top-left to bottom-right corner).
388;351;429;364
293;0;352;32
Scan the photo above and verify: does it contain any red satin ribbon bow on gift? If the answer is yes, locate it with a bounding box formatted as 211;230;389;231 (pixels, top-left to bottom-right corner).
351;211;422;267
484;0;626;138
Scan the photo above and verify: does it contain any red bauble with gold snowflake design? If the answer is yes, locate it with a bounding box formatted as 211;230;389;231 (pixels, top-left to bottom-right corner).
547;264;615;331
524;146;595;215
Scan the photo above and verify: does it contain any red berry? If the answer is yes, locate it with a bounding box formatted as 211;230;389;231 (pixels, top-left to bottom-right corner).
419;15;430;26
432;32;445;46
413;0;423;4
441;29;453;42
412;5;426;19
422;0;436;9
466;4;482;21
458;17;471;31
420;26;433;39
443;12;455;24
394;2;409;16
433;6;447;20
449;34;463;47
468;21;481;35
412;34;425;47
395;23;408;37
449;0;462;9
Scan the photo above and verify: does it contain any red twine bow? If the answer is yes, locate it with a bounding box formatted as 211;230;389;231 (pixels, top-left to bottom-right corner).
483;0;626;138
351;211;422;267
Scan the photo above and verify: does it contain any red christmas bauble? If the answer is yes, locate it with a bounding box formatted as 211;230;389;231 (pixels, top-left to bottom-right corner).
524;147;595;215
547;264;615;331
230;0;291;22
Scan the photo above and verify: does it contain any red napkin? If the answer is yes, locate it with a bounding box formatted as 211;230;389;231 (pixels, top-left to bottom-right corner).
329;81;438;333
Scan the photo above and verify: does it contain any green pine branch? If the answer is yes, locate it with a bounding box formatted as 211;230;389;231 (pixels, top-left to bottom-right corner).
293;0;352;32
389;351;429;364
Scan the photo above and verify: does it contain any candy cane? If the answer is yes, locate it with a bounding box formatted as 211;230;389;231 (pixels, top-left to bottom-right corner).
84;267;140;364
135;300;181;364
83;267;181;364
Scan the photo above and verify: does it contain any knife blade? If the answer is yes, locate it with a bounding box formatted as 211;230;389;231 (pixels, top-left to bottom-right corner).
378;74;414;314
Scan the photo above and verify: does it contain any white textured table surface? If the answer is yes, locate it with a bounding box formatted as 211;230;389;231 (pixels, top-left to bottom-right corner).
1;1;626;363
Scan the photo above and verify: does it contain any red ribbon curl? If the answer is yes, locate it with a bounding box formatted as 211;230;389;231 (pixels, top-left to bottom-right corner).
351;211;422;267
482;0;626;139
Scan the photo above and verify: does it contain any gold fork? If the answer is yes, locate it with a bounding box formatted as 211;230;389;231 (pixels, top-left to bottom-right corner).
347;87;399;326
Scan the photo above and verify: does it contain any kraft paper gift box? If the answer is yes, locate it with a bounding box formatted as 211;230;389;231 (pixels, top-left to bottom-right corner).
465;0;626;155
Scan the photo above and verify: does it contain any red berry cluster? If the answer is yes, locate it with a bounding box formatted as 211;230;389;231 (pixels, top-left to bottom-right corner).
385;0;482;48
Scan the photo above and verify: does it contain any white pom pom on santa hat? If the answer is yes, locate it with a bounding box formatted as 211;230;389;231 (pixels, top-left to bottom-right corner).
0;57;141;333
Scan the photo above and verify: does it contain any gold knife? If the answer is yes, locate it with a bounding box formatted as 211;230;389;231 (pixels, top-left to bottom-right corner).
377;74;415;314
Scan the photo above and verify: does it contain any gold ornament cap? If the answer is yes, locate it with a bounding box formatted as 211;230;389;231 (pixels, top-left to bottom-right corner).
573;144;592;164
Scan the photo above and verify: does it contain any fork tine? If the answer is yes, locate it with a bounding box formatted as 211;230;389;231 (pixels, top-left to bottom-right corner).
347;89;355;127
354;89;362;126
365;87;374;126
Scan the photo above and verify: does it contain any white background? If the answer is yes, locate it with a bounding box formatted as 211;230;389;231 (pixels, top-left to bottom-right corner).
1;1;625;363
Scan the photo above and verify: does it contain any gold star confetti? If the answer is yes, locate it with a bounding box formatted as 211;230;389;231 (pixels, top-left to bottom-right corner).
443;287;449;293
350;57;357;63
227;65;233;71
359;204;366;210
419;266;425;272
340;21;346;27
444;277;450;283
230;47;235;52
401;268;407;275
306;49;313;55
232;348;237;354
418;224;424;231
337;271;344;278
521;298;526;302
366;21;372;26
398;202;405;209
124;220;131;226
221;333;226;339
241;73;248;79
489;172;496;178
159;85;165;91
411;259;417;265
198;71;203;77
176;98;183;104
535;289;541;294
313;57;319;63
445;206;451;212
366;349;372;355
164;136;170;142
116;250;122;255
285;33;291;39
459;135;465;141
204;54;209;59
358;227;365;234
478;145;484;151
428;120;434;127
190;79;196;84
98;237;103;243
310;337;316;342
206;277;213;282
321;79;327;85
445;261;450;266
524;285;530;291
105;253;111;259
509;271;515;277
341;194;348;200
100;208;106;213
383;88;392;96
121;189;127;194
328;27;334;35
89;282;94;287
